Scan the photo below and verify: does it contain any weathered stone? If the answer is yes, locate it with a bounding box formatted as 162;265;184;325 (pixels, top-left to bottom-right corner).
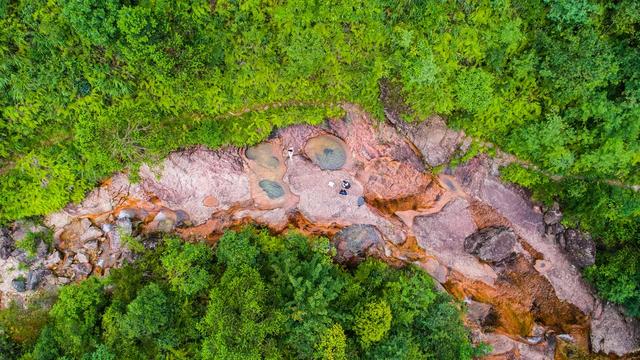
333;224;383;264
44;251;62;268
464;226;517;264
57;277;71;285
11;278;26;292
80;226;103;242
557;334;574;343
39;104;636;356
139;148;251;225
62;252;74;268
404;115;465;167
455;156;596;316
0;228;14;260
174;210;191;227
74;252;89;264
466;299;495;328
591;302;640;356
11;249;30;264
26;269;47;290
543;203;563;225
72;262;93;278
115;218;133;236
413;199;497;284
563;229;595;269
83;239;99;251
36;239;49;258
117;208;137;220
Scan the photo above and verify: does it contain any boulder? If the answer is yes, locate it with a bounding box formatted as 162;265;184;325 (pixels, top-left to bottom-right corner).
591;302;640;356
44;250;62;268
36;239;49;258
174;210;191;227
333;224;383;264
117;208;137;220
74;252;89;264
115;218;133;236
404;115;465;167
72;263;93;278
543;203;563;225
464;227;516;264
80;226;103;242
563;229;595;269
0;228;14;260
83;239;99;251
466;299;496;328
11;278;26;292
26;269;47;291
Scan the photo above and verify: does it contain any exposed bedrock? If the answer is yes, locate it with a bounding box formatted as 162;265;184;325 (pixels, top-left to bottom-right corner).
1;104;635;358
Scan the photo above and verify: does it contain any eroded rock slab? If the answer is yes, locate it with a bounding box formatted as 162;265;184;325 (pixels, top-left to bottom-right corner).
464;227;516;264
413;199;497;285
591;302;640;356
29;104;638;358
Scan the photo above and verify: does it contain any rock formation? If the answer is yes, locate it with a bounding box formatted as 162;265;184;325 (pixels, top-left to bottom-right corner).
1;104;638;358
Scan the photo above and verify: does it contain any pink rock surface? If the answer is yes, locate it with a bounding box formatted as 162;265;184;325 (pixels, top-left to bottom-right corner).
40;104;638;357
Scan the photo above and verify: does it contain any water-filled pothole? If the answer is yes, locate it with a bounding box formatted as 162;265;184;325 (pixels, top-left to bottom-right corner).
304;135;347;170
259;180;285;199
246;143;280;169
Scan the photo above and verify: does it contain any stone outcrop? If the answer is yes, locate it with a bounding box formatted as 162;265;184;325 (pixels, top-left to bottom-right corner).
591;302;640;356
562;229;596;269
464;227;517;265
333;224;384;264
0;104;635;358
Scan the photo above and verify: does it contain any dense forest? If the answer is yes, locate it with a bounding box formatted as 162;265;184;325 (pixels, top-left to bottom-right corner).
0;0;638;321
0;228;485;359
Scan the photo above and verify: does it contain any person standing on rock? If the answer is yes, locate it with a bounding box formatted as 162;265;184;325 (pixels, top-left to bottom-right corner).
287;147;294;161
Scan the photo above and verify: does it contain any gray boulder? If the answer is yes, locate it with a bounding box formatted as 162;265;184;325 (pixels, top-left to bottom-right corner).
464;227;516;264
333;224;383;264
72;262;93;278
26;269;47;291
11;278;26;292
563;229;595;269
36;239;49;258
175;210;191;227
543;203;563;225
0;228;14;260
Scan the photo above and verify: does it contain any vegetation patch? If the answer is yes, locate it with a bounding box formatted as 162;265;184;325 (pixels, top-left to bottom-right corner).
0;227;487;359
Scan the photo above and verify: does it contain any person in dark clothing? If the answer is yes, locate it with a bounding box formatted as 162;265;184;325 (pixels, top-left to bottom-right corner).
341;180;351;189
339;189;347;196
